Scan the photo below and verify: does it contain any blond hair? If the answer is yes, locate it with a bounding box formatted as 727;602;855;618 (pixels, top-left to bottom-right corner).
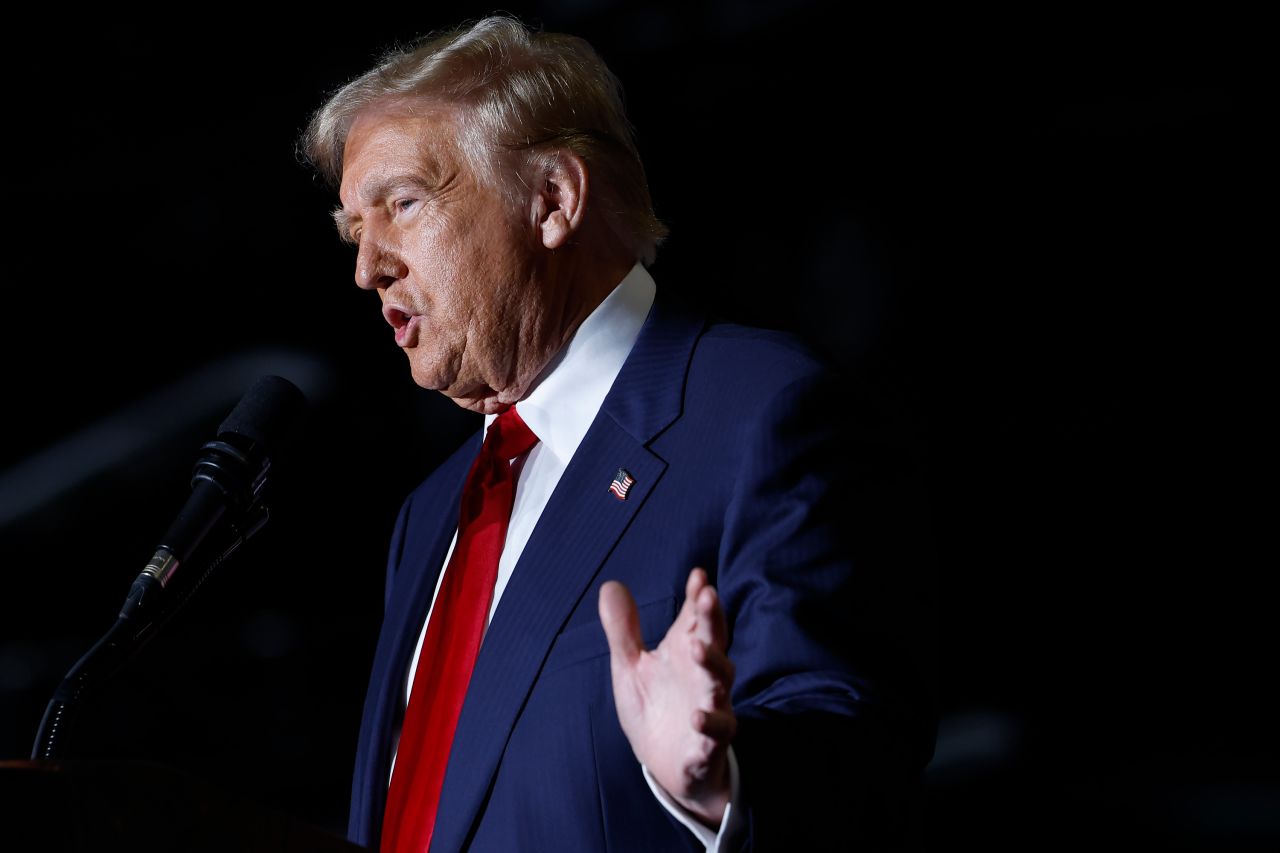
302;16;667;264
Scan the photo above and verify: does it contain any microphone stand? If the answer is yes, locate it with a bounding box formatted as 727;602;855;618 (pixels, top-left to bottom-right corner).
31;504;270;761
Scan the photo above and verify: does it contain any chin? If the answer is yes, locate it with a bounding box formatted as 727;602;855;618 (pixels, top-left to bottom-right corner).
405;354;451;392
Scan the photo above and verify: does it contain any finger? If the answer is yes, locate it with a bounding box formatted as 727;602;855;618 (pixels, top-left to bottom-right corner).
679;568;708;631
692;640;736;693
693;708;737;744
598;580;644;666
694;582;729;652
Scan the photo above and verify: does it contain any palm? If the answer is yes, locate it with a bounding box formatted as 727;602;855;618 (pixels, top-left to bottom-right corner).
599;569;736;826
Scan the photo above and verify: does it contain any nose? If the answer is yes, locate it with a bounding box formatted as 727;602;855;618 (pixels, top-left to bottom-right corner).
354;229;409;291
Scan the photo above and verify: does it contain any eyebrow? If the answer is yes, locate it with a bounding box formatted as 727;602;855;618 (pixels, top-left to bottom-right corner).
333;173;435;244
332;208;358;244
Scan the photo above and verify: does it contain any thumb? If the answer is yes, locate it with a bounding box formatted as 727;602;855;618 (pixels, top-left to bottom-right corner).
598;580;644;666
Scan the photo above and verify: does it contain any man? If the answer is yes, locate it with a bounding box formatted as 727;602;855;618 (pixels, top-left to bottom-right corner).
304;16;934;851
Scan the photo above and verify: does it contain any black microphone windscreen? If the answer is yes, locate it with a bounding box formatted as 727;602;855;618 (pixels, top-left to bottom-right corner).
216;375;306;452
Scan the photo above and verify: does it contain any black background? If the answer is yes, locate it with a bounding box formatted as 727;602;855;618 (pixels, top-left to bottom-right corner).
1;2;1272;848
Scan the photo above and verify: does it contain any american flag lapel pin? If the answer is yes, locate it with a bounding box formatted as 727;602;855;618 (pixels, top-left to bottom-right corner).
609;468;635;501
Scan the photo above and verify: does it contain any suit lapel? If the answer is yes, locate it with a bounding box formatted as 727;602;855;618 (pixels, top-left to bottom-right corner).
429;298;705;851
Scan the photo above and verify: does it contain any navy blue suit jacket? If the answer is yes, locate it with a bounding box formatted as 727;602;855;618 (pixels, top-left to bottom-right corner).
348;295;935;851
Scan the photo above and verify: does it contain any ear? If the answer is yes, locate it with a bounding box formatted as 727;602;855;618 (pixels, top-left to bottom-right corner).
530;150;589;250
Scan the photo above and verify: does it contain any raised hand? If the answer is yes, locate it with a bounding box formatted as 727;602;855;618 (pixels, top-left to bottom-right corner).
598;568;736;827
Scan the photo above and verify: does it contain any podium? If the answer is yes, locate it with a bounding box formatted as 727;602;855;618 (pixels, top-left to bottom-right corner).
0;760;365;852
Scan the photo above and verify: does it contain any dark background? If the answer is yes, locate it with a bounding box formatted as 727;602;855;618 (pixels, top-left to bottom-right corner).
1;2;1272;848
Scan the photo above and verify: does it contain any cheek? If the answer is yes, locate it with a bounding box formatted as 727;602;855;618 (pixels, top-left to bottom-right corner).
407;204;534;322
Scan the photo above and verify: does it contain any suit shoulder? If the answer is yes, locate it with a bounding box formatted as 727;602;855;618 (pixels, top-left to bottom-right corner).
699;321;829;370
690;320;834;395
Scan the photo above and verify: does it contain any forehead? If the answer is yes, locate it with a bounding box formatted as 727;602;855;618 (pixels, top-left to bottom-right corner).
338;102;463;208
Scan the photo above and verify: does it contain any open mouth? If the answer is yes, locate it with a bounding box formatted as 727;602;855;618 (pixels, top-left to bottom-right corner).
382;305;420;347
385;307;411;329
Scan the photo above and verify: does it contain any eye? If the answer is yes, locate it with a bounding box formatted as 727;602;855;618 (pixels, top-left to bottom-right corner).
395;198;418;213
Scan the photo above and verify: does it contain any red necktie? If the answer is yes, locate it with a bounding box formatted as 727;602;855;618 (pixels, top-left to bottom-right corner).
381;406;540;853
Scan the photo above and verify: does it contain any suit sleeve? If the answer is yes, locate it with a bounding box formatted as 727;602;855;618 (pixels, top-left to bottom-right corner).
715;368;938;850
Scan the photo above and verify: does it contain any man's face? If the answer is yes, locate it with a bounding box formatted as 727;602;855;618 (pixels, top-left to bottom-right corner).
337;102;549;413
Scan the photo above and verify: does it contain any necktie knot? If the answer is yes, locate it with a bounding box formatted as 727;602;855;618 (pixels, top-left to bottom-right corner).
486;405;539;461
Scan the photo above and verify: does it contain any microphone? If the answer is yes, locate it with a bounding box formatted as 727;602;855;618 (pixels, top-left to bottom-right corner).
32;375;305;759
119;375;305;620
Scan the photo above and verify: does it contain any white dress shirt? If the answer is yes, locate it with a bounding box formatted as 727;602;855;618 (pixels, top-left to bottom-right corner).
397;263;742;850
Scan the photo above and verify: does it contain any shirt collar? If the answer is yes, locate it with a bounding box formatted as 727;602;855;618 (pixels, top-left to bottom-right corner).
484;262;656;465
